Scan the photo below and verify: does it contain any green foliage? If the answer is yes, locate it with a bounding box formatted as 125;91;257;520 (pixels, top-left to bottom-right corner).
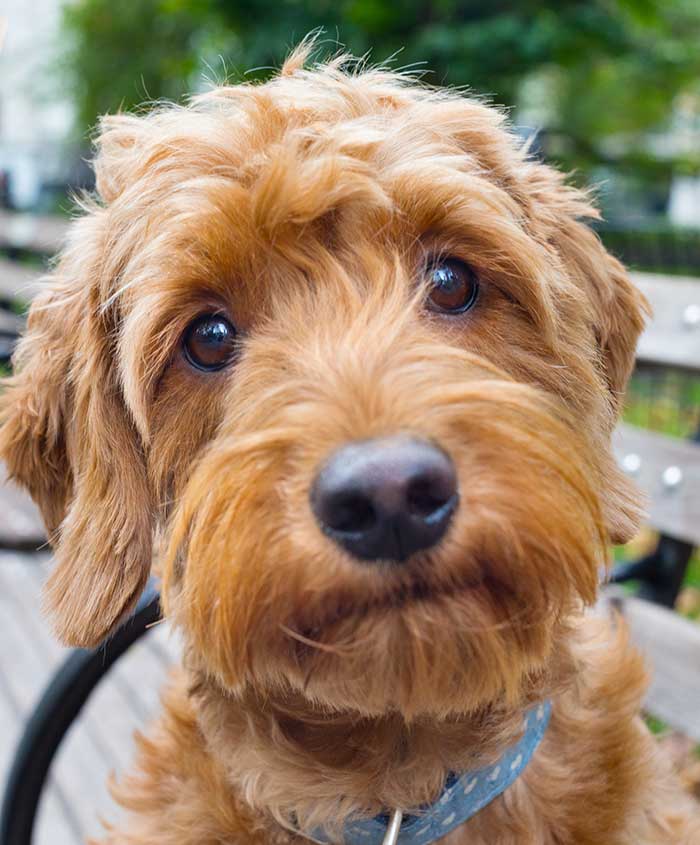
623;369;700;440
644;713;669;735
61;0;700;185
598;225;700;276
61;0;206;132
686;557;700;591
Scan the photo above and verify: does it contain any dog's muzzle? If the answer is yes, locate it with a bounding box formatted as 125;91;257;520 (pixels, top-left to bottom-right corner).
310;436;458;563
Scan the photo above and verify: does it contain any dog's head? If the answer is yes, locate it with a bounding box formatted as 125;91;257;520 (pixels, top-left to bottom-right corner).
1;49;647;718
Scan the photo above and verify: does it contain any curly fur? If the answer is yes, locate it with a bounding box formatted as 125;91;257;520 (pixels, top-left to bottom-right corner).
2;42;698;844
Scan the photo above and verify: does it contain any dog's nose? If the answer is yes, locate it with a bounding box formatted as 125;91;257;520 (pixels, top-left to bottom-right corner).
310;437;458;563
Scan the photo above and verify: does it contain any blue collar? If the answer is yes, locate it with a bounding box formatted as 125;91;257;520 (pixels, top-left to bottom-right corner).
301;701;551;845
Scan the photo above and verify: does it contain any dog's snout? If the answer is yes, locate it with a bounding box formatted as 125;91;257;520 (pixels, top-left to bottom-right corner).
310;437;458;563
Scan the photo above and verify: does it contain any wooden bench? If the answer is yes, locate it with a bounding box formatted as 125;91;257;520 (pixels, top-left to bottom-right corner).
632;273;700;372
598;587;700;742
613;425;700;549
605;272;700;744
612;273;700;607
0;258;42;305
0;212;69;258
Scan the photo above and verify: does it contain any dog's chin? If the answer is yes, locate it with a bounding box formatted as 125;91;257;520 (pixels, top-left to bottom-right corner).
251;565;559;719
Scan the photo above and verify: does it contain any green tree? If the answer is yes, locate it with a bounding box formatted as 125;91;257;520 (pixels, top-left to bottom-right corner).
61;1;700;182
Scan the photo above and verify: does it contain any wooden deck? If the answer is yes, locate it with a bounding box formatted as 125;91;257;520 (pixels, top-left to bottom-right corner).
0;543;181;844
0;212;69;258
0;257;43;304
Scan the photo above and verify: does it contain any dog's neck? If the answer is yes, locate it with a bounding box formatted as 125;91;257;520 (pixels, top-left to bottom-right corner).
195;681;521;829
190;638;576;836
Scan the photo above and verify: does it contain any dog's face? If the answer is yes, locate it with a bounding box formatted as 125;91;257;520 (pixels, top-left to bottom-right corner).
1;51;646;718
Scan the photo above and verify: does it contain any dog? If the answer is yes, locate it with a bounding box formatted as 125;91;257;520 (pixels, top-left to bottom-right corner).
2;43;699;844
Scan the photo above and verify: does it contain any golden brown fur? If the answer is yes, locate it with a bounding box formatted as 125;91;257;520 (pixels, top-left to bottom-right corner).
2;42;698;843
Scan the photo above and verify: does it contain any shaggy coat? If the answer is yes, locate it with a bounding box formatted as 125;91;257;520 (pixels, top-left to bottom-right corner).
2;45;699;844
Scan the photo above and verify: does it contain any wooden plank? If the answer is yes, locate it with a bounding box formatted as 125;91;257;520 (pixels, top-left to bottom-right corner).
598;588;700;742
0;565;81;844
0;557;59;717
29;583;173;841
0;306;24;334
0;655;21;787
2;558;116;764
0;257;42;303
21;561;156;775
0;464;46;550
0;211;68;257
0;553;175;842
33;786;83;845
23;573;132;842
631;272;700;374
614;424;700;546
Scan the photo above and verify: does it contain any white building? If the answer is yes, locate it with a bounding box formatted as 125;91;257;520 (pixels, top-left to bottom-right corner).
0;0;78;209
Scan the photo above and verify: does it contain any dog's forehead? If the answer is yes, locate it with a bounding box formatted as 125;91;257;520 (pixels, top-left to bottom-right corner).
104;68;569;396
106;77;532;308
108;73;524;252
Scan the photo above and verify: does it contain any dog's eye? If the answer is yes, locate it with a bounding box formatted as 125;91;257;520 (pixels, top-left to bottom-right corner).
183;314;237;371
427;258;479;314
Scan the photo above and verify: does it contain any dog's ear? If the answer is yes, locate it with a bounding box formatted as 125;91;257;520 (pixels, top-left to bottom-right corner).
524;167;649;543
572;236;649;545
0;223;153;647
523;166;649;412
556;217;649;415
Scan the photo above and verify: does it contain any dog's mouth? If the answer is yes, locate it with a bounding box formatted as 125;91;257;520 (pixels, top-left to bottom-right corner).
282;562;505;650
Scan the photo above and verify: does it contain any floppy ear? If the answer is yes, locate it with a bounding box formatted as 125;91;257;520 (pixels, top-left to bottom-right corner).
0;218;153;647
562;224;650;545
555;218;649;416
526;170;649;544
521;165;648;411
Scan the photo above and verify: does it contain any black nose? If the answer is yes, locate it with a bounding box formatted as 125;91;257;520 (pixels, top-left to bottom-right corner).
310;437;458;563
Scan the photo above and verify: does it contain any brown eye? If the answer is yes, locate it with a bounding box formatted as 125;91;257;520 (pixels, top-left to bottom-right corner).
427;258;479;314
183;314;237;371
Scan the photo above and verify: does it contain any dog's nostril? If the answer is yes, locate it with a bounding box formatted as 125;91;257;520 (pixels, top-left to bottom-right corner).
324;492;376;534
406;476;453;519
310;436;458;563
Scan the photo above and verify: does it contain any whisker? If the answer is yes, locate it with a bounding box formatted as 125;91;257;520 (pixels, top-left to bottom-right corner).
280;624;350;655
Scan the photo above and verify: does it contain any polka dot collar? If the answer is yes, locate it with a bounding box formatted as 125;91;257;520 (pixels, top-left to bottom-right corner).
301;701;551;845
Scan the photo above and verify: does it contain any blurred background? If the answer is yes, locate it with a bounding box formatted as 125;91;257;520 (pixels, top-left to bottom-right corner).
2;0;700;269
0;3;699;844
